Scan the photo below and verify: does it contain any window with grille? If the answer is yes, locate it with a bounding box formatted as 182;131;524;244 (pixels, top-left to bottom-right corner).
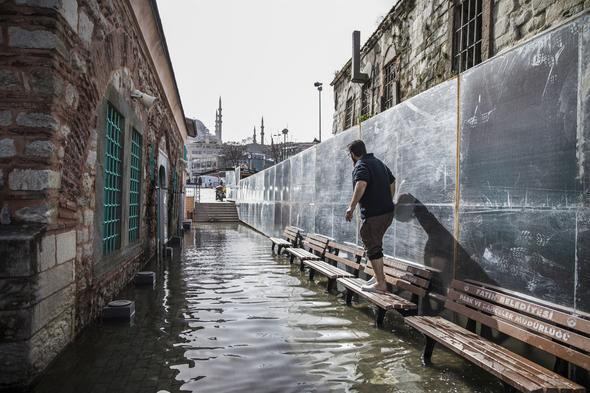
383;61;396;110
344;97;353;129
452;0;483;72
103;103;124;255
361;82;371;117
129;129;142;243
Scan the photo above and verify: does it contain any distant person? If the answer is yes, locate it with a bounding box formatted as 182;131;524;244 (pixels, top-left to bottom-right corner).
345;140;395;293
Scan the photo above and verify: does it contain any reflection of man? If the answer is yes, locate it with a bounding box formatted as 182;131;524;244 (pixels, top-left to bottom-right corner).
345;140;395;292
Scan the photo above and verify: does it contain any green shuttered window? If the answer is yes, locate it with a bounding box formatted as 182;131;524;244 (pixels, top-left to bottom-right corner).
103;103;124;255
129;129;142;242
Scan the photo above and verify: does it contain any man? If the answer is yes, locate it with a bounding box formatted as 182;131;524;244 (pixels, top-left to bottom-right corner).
345;140;395;293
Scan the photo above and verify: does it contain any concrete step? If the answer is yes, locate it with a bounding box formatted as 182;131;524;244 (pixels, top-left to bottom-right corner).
193;203;239;222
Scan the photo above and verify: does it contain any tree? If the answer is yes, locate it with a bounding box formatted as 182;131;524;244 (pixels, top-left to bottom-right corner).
220;142;246;168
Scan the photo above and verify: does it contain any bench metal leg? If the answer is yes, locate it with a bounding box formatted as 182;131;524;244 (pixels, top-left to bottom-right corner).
326;278;334;292
554;357;569;377
299;260;305;272
465;318;476;333
345;289;353;306
480;324;493;340
272;243;276;253
290;254;295;264
309;268;315;281
376;308;386;327
422;335;436;365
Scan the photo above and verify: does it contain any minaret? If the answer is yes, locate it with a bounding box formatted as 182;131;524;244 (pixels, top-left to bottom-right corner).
253;126;257;144
260;116;265;145
215;96;222;143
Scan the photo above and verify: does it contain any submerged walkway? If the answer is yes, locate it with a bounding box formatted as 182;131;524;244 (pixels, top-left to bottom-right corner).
31;224;501;393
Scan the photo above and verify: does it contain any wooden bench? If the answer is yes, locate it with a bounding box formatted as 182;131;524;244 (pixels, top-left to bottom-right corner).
269;226;302;255
338;255;433;326
405;279;588;392
284;233;330;268
303;241;365;291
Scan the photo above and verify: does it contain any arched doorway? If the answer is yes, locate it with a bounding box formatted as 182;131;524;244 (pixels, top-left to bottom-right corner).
158;165;168;255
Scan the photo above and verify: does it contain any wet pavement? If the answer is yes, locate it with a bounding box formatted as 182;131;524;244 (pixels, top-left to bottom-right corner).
30;224;503;393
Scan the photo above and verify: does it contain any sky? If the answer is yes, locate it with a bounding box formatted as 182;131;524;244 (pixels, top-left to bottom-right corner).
156;0;392;143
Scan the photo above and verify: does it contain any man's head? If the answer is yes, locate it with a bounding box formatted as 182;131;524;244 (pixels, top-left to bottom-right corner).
347;140;367;163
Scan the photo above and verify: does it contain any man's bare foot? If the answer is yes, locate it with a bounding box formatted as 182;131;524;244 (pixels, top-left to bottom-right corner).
361;282;387;293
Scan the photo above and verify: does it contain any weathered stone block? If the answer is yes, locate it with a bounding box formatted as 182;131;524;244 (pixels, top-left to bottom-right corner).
8;169;60;191
56;231;76;264
65;83;78;107
0;309;31;341
0;110;11;127
60;0;78;31
78;10;94;46
0;225;43;278
0;138;16;158
29;311;72;372
31;283;74;335
25;140;54;159
0;69;21;92
14;204;57;224
15;0;59;7
8;27;57;49
0;341;30;387
16;112;59;130
37;234;55;272
29;68;64;96
0;277;33;309
35;260;74;300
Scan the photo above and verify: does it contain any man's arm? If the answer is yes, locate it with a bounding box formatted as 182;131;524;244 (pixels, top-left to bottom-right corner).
345;180;367;222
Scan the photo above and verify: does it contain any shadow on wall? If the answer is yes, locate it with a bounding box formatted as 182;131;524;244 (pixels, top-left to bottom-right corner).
395;193;496;297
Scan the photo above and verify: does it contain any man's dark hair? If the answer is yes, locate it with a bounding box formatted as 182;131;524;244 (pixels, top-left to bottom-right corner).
347;140;367;157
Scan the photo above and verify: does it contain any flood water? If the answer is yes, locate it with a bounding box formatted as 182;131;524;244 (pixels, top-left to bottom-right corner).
31;224;502;393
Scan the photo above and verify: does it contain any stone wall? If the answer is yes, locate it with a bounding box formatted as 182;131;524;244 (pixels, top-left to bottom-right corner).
0;0;187;388
331;0;589;134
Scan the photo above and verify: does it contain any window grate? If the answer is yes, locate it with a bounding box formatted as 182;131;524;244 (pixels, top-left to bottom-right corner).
103;103;124;255
361;82;371;117
452;0;483;72
383;61;396;110
129;129;142;243
344;97;354;129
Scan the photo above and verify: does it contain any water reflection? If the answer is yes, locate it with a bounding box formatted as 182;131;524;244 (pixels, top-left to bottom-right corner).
30;224;502;393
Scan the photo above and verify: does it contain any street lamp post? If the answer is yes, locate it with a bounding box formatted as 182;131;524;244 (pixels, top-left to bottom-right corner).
281;128;288;161
314;82;322;142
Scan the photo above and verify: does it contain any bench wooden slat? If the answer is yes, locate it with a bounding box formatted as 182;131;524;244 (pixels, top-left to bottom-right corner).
448;289;590;353
269;237;291;246
324;251;362;270
364;265;427;297
406;316;584;393
304;260;353;279
424;316;584;390
338;277;417;310
328;241;365;257
453;280;590;336
383;256;432;279
406;317;548;392
285;248;319;260
445;299;590;370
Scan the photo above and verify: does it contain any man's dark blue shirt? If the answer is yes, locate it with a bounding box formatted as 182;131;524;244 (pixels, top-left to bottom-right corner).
352;153;395;219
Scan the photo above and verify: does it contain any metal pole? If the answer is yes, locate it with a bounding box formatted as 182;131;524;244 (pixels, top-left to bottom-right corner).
318;88;322;142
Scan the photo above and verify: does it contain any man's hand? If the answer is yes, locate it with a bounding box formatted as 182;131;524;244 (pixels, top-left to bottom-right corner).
345;206;354;222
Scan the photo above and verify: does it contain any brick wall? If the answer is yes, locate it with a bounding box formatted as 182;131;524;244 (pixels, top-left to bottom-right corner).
0;0;186;388
331;0;589;134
